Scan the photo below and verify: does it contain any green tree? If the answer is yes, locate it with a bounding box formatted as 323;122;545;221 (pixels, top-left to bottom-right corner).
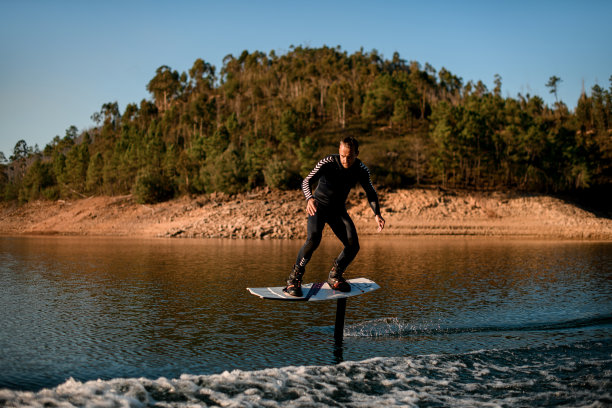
11;139;30;161
86;152;104;193
391;99;409;132
63;143;90;193
263;157;296;189
361;74;397;123
430;101;460;186
493;74;502;96
244;137;272;188
91;103;120;127
546;75;562;103
277;108;299;146
147;66;181;111
189;58;216;92
19;159;56;202
203;144;248;194
132;167;176;204
295;136;319;176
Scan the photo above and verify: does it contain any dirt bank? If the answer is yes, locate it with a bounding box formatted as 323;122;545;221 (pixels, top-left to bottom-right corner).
0;188;610;240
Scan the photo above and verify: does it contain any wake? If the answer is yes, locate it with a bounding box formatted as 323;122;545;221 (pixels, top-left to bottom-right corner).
342;314;612;337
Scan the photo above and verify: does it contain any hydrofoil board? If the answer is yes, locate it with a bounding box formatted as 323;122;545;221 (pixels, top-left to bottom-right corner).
247;277;379;301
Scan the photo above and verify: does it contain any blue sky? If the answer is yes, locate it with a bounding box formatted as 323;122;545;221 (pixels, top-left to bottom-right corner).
1;0;610;158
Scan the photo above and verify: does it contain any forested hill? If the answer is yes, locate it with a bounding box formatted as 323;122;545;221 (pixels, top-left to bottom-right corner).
2;46;611;204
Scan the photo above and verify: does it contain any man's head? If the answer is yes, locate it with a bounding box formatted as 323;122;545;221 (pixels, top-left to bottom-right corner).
339;137;359;168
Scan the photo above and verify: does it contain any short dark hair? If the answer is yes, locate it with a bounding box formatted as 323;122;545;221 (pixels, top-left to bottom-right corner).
340;136;359;153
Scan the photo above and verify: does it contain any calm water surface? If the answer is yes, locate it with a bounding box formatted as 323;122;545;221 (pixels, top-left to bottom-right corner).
0;236;610;406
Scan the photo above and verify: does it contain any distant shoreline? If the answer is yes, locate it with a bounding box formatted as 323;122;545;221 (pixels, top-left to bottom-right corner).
1;188;611;240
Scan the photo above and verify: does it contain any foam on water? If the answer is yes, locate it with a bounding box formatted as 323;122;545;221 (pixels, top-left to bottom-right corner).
1;340;610;407
344;314;612;337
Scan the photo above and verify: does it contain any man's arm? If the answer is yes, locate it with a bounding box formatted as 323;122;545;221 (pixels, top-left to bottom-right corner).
302;156;334;216
358;162;380;215
301;156;334;201
359;162;385;232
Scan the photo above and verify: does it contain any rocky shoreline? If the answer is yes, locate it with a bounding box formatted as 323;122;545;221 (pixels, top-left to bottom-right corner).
1;188;611;240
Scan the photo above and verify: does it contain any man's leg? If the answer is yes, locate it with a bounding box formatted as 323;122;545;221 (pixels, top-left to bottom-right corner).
285;208;326;296
295;208;326;268
327;209;359;291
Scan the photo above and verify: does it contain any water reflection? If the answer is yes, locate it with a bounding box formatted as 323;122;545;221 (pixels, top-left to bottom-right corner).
0;236;610;391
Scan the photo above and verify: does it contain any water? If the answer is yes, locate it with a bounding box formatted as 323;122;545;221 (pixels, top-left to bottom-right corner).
0;236;610;406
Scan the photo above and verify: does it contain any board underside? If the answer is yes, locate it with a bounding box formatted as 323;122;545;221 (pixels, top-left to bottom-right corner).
247;277;379;301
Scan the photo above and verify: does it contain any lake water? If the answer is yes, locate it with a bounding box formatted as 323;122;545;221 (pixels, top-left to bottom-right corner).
0;236;610;407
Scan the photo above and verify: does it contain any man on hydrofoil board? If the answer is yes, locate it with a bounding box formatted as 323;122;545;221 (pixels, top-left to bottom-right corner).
284;136;385;297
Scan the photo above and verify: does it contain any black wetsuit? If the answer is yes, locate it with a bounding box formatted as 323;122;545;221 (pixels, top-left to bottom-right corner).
296;154;381;271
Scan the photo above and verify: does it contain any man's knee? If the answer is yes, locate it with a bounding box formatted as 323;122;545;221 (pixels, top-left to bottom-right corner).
304;234;322;253
346;239;359;255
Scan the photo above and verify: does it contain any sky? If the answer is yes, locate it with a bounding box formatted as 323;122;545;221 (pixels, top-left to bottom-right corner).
1;0;611;159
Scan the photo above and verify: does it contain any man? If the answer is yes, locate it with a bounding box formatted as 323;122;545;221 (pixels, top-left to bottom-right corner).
284;136;385;297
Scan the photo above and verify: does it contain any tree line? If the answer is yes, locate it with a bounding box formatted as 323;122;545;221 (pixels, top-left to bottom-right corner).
1;46;610;204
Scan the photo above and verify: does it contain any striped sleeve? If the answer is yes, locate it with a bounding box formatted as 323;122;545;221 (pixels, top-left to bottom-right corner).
301;156;334;200
359;162;381;215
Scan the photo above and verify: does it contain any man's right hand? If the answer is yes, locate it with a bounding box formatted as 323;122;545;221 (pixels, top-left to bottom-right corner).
306;198;318;216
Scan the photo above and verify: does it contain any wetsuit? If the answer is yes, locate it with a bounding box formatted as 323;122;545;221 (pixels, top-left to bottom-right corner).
296;154;381;271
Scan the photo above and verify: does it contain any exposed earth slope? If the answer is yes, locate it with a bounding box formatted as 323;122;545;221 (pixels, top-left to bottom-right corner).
1;188;610;240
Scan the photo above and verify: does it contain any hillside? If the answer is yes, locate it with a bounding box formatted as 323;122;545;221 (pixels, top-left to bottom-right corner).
1;188;610;240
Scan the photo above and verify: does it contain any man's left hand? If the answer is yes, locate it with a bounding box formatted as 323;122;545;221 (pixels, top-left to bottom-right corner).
375;214;385;232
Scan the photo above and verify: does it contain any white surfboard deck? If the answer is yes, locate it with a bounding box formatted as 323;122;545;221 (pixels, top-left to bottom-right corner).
247;277;379;301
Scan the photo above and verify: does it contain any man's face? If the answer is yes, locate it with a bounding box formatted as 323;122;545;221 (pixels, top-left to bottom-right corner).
339;143;357;168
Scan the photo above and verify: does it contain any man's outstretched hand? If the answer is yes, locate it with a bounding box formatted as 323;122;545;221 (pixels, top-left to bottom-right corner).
375;214;385;232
